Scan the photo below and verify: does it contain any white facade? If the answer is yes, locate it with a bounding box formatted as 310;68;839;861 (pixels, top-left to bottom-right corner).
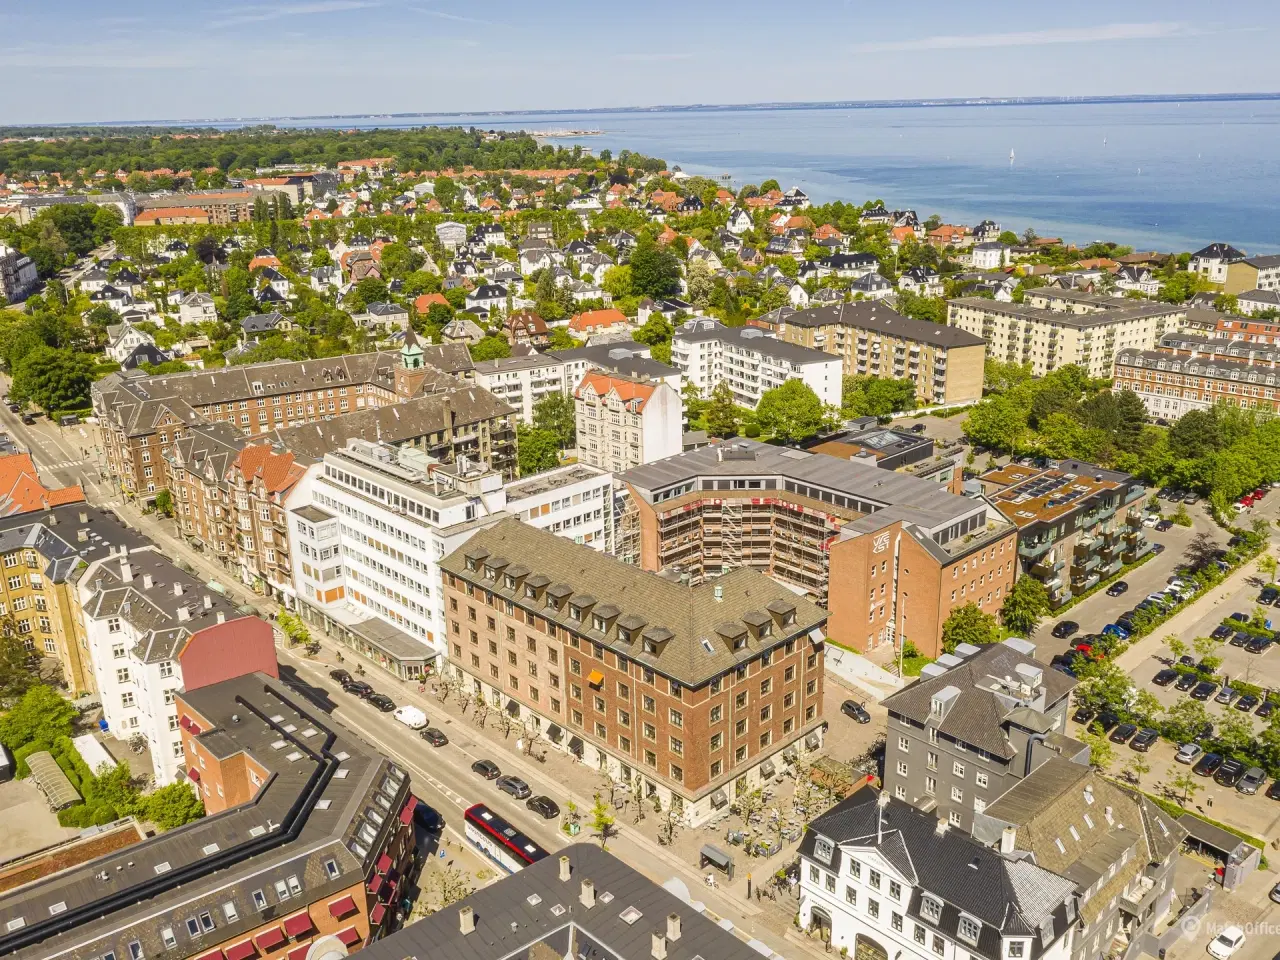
504;463;614;552
179;292;218;325
474;355;567;424
575;375;683;473
106;321;157;364
672;318;842;410
970;243;1011;270
435;221;467;250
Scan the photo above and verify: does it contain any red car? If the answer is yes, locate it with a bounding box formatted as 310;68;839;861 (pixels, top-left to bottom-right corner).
1254;488;1267;499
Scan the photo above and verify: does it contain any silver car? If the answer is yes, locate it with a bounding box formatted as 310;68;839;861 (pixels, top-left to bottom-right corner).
1175;742;1203;764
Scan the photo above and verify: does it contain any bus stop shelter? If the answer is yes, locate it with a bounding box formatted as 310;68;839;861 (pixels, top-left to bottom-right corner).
700;843;735;881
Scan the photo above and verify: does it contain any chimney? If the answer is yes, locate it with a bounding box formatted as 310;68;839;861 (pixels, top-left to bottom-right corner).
121;560;133;583
216;612;225;624
173;582;184;597
935;818;949;837
713;584;723;602
651;933;668;960
203;595;212;610
1000;826;1017;854
459;905;475;935
79;511;88;523
142;573;153;590
559;855;571;882
580;878;596;908
177;606;190;622
666;913;682;941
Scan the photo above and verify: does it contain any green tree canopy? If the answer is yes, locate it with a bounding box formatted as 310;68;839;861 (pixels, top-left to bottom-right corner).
10;346;94;414
755;380;832;443
0;684;76;749
469;336;511;362
941;603;998;653
629;236;680;299
1000;577;1050;636
532;392;576;448
516;425;560;476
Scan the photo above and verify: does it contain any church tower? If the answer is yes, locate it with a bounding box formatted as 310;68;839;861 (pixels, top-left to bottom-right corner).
395;325;430;398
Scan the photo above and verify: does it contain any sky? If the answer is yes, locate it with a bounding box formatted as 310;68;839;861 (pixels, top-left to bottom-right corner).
3;0;1280;124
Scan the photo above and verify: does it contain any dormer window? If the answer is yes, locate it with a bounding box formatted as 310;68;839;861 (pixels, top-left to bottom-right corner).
930;699;944;718
483;565;495;580
958;916;981;945
592;615;608;632
568;605;582;623
733;636;747;651
525;584;537;600
465;558;477;572
783;610;796;626
813;836;833;864
618;628;632;643
504;575;515;590
921;896;942;923
643;638;657;654
1008;943;1026;959
758;622;772;639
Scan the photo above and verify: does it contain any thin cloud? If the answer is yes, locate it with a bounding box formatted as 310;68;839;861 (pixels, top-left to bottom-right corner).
615;52;694;62
222;0;380;26
850;22;1203;54
406;5;497;26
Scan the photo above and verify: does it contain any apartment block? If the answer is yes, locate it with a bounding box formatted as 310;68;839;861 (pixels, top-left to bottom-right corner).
1216;315;1280;344
618;440;1017;659
440;518;828;824
289;441;613;678
0;242;38;303
136;190;257;224
948;296;1186;378
77;543;277;785
1223;253;1280;295
807;418;966;493
0;672;414;960
672;317;841;409
979;460;1148;608
1114;336;1280;418
575;373;682;473
759;302;986;406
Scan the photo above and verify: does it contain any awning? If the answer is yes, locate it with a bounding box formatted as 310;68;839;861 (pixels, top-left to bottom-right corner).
328;894;358;919
568;735;584;756
711;789;728;808
347;615;432;667
368;874;383;896
760;760;776;779
805;732;820;750
506;699;520;716
587;669;604;686
336;927;362;948
180;715;192;730
700;843;732;869
376;852;393;875
1177;813;1258;859
282;912;313;938
288;946;310;960
255;927;285;951
783;746;798;761
370;902;387;925
399;795;418;826
187;767;200;783
225;942;256;960
546;724;563;742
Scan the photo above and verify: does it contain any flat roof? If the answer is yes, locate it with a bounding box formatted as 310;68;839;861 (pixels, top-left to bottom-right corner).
506;463;611;500
764;301;986;348
949;297;1184;329
981;460;1135;529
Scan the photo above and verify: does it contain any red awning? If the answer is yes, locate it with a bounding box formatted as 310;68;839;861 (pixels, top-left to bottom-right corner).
367;874;383;896
328;895;357;919
287;947;310;960
336;927;362;948
370;902;386;925
399;794;418;825
282;912;313;938
180;715;192;730
190;724;202;735
384;879;398;900
225;942;257;960
376;852;393;875
255;927;285;951
187;767;200;783
196;951;226;960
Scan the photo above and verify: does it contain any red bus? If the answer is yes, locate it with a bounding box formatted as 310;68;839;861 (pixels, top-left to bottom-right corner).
463;804;548;873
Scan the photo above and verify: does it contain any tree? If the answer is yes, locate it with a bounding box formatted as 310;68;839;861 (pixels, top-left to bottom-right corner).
602;265;633;299
629;235;680;298
590;792;616;850
1167;765;1202;805
379;243;423;279
704;382;740;438
546;327;580;351
144;781;205;830
941;603;998;653
277;611;310;646
0;684;76;749
153;489;173;518
963;394;1028;453
469;336;511;362
1000;577;1049;636
532;392;576;448
516;425;560;476
0;632;38;706
10;347;94;415
1078;729;1114;771
755;380;829;443
1166;635;1188;660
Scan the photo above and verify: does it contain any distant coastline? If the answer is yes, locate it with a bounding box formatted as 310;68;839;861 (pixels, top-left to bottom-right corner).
24;90;1280;129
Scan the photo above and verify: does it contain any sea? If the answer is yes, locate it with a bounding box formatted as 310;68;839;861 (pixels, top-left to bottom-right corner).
165;98;1280;253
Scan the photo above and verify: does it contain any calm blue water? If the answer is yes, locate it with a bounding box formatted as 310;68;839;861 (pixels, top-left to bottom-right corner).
205;100;1280;252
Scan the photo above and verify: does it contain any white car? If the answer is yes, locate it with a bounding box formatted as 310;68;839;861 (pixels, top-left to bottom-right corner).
393;705;427;730
1143;515;1159;527
1207;927;1245;960
1175;743;1203;765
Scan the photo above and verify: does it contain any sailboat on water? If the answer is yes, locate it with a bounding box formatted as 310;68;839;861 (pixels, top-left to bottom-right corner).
1009;148;1015;167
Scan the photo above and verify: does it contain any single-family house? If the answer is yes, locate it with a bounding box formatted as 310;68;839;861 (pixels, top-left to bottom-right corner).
970;242;1011;270
568;308;630;337
727;208;754;235
435;220;468;251
240;311;289;337
105;320;157;365
899;266;943;297
1113;265;1161;297
466;283;509;313
851;272;896;301
178;292;217;325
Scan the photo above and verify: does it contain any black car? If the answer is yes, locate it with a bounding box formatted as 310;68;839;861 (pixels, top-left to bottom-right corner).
841;700;871;724
1072;705;1095;724
1259;700;1278;719
413;802;443;831
1193;752;1224;777
1191;681;1219;701
1267;779;1280;801
420;727;449;747
1052;621;1080;639
1092;711;1120;733
19;415;33;425
1261;587;1279;605
1151;543;1165;555
1155;519;1174;532
6;403;18;413
1214;758;1246;787
1109;722;1138;744
527;795;560;819
342;679;374;698
1193;722;1215;742
1152;669;1178;686
1131;728;1159;752
1230;631;1251;647
496;775;532;800
1229;611;1250;623
1174;672;1199;692
471;759;501;779
1212;624;1233;640
1106;581;1130;597
367;693;395;712
329;668;352;684
1246;636;1273;654
1177;655;1197;667
1116;613;1138;631
909;423;927;434
1236;694;1261;712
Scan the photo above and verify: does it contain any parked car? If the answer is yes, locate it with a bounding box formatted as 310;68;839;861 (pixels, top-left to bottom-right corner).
1106;581;1130;597
1229;611;1250;623
19;414;33;425
1191;681;1219;701
420;727;449;747
1246;636;1272;654
1142;514;1159;527
5;403;17;413
1175;742;1203;764
1109;722;1138;744
393;705;427;729
1260;587;1279;605
1152;669;1178;686
1270;880;1280;903
1214;758;1246;786
329;668;352;684
1177;655;1197;667
57;414;79;426
1174;672;1199;692
1258;700;1277;720
1102;623;1131;640
1267;779;1280;801
1192;752;1223;776
1183;495;1200;506
1214;685;1238;705
1092;711;1120;733
1229;632;1251;648
496;775;532;800
471;759;501;779
1155;519;1174;532
841;700;871;723
1130;729;1159;752
1052;621;1080;639
1151;543;1166;555
367;693;396;712
1238;767;1266;795
413;802;443;832
342;679;374;698
1211;624;1233;640
1072;706;1095;724
527;795;560;819
909;423;927;433
1235;694;1260;712
1207;926;1246;960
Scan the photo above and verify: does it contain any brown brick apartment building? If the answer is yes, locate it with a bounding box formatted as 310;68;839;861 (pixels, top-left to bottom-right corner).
440;518;829;825
137;190;257;224
756;302;987;406
0;672;415;960
617;440;1017;658
1114;332;1280;419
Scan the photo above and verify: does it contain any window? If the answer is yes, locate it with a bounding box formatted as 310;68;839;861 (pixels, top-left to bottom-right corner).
809;865;820;883
976;771;988;788
846;886;857;906
711;759;722;777
222;902;239;922
759;678;771;695
199;912;215;933
111;643;125;658
643;722;656;740
959;917;981;945
710;704;722;723
889;880;901;901
128;941;144;960
869;869;881;890
1008;943;1025;959
925;776;936;795
915;926;927;945
922;896;942;922
933;935;945;957
867;898;880;919
825;873;836;893
162;928;177;949
736;691;747;708
116;668;130;684
670;736;683;756
286;875;301;896
252;889;267;910
897;760;908;776
898;736;909;752
814;836;834;861
849;858;861;879
953;761;966;777
670;764;683;782
643;695;655;712
669;708;683;728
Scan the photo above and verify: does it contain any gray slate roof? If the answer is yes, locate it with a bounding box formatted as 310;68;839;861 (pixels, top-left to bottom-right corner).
762;301;985;348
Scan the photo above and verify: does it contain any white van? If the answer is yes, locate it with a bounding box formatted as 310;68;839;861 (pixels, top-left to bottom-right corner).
393;705;427;730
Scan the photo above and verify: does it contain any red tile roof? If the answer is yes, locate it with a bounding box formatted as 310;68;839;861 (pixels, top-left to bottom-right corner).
568;308;629;333
575;372;655;409
0;454;85;516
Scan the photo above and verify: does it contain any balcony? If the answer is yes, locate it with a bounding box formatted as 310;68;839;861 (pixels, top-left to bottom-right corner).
1124;540;1153;563
1078;554;1101;572
1032;556;1064;576
1100;558;1123;578
1074;538;1099;557
1072;572;1100;591
1119;876;1158;918
1018;538;1053;559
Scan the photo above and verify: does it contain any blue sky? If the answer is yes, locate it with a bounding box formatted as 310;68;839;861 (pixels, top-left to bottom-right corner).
3;1;1279;124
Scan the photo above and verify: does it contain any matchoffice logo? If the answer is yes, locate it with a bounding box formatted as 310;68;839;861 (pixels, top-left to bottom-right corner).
1180;916;1280;938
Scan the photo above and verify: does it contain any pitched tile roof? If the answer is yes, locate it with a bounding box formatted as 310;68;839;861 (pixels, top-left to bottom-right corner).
0;454;84;515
